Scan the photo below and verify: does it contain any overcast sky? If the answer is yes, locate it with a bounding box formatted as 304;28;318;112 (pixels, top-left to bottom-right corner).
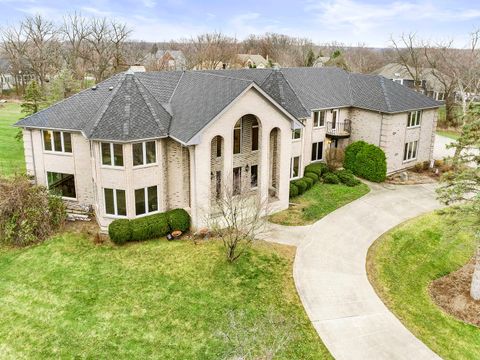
0;0;479;47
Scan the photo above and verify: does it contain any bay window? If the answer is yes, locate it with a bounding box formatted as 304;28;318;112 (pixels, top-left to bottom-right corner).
133;141;156;166
104;188;127;216
42;130;72;153
101;143;124;166
135;186;158;216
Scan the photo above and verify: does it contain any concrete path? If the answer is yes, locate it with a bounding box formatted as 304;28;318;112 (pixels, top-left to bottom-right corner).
433;134;455;160
264;182;442;359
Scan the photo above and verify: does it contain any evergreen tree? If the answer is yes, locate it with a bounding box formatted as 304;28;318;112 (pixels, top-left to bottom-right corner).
304;48;317;67
46;68;81;104
21;80;45;116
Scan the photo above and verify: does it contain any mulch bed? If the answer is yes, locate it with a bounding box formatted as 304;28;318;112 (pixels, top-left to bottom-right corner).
429;258;480;327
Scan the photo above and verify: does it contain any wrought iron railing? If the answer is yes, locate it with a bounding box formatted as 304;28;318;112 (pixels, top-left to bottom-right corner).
326;119;351;136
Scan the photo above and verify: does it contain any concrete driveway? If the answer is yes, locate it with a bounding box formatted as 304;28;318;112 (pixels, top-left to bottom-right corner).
265;182;442;359
433;134;455;160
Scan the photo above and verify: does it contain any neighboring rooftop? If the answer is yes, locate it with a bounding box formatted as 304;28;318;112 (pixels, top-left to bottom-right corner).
237;54;269;67
16;67;441;143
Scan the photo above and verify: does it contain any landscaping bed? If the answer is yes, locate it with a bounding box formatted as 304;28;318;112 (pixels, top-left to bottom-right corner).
367;211;480;359
0;230;331;359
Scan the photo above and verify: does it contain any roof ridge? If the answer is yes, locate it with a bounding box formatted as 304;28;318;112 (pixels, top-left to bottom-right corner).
277;69;309;115
133;75;171;134
378;76;392;112
194;70;260;83
167;70;185;104
87;73;127;138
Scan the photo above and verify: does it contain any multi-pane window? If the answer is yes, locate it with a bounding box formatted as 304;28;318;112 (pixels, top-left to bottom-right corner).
292;128;301;140
290;156;300;179
216;136;222;157
132;141;156;166
313;111;325;128
311;141;324;161
215;171;222;199
42;130;72;153
407;111;422;127
233;119;242;154
47;171;76;198
135;186;158;216
233;167;242;195
250;164;258;188
104;188;127;216
101;143;124;166
403;140;418;161
252;118;259;151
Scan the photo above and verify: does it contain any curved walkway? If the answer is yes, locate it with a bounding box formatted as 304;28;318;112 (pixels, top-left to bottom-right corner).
265;182;442;359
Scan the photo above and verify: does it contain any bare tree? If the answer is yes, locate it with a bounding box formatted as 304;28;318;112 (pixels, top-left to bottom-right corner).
391;33;426;91
1;23;30;94
183;32;238;70
111;21;131;71
61;12;91;81
207;177;269;262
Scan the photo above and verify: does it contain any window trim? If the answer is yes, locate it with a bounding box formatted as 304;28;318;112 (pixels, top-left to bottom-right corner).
407;111;422;128
311;141;324;162
313;110;326;128
291;128;301;141
134;185;159;217
403;140;419;162
290;156;301;180
251;120;259;151
104;188;127;218
42;130;73;154
132;141;157;168
101;142;124;168
46;171;77;200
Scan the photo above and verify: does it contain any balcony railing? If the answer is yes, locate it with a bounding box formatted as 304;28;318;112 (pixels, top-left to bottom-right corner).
326;119;351;137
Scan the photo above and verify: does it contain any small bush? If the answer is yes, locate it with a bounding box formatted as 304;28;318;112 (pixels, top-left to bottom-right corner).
303;176;314;189
289;182;299;198
130;213;170;242
294;179;308;194
109;219;132;245
335;169;361;187
304;162;328;177
344;141;367;171
167;208;190;232
353;144;387;182
304;172;319;183
0;176;66;246
323;172;340;184
413;163;424;173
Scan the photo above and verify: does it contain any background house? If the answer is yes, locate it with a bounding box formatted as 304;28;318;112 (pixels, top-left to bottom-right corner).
372;63;447;101
236;54;269;68
144;50;187;71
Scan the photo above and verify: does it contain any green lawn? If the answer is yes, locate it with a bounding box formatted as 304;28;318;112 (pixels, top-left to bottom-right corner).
367;211;480;359
269;182;370;226
0;232;331;359
436;129;460;140
0;102;25;176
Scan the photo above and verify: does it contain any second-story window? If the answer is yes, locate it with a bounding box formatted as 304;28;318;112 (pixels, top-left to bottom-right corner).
101;143;124;166
233;119;242;154
43;130;72;153
292;128;301;140
407;111;422;127
313;111;325;128
251;118;259;151
133;141;156;166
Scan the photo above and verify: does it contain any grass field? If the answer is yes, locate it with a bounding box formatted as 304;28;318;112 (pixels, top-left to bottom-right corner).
0;232;331;359
436;129;461;140
0;102;25;176
269;182;370;226
367;211;480;359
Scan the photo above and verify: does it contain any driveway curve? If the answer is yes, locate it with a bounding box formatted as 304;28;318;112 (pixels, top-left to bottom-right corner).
266;182;442;359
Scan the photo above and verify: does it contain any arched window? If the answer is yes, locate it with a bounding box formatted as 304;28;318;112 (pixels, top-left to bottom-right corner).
251;118;259;151
233;119;242;154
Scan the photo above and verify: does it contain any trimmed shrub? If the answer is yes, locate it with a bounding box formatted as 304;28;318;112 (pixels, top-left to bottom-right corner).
344;141;367;171
289;182;299;198
294;179;308;194
109;219;132;245
323;172;340;184
335;169;361;187
305;162;328;177
303;176;314;189
130;213;170;242
304;172;319;183
354;144;387;182
167;208;190;232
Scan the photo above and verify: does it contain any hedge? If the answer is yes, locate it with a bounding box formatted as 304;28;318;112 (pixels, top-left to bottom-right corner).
303;176;314;189
323;172;340;184
304;162;328;177
294;179;308;194
344;141;367;172
109;208;191;244
289;182;299;198
354;144;387;182
304;172;319;183
335;169;361;187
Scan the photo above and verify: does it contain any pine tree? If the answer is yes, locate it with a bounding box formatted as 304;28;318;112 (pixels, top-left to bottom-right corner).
437;108;480;299
21;80;45;116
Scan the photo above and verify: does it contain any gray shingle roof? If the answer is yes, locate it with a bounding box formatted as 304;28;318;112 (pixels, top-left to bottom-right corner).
15;67;441;143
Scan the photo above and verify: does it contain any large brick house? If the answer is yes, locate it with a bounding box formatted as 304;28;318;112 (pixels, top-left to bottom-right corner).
15;67;440;230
